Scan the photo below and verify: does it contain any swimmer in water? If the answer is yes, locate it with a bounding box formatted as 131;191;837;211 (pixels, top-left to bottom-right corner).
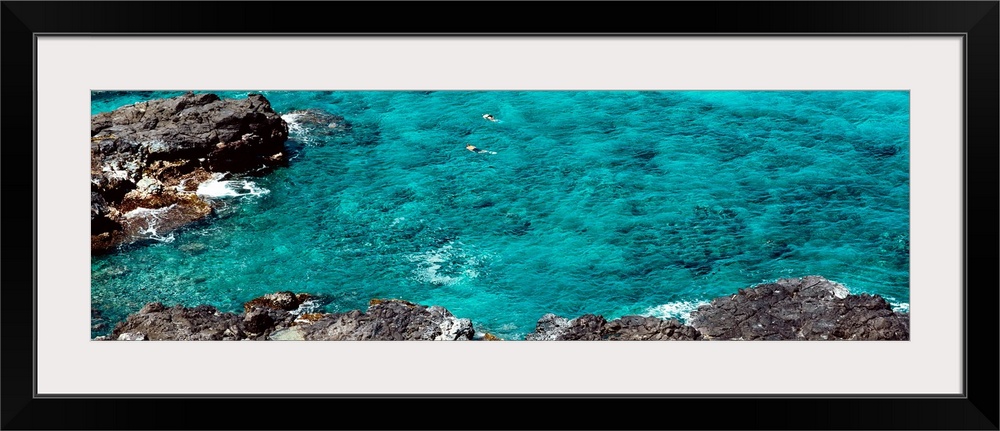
482;113;499;122
466;144;496;155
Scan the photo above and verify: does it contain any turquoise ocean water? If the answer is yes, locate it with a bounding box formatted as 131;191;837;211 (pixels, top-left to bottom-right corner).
91;90;910;340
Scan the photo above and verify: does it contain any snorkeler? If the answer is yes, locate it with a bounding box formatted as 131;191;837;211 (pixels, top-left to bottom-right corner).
482;113;499;122
466;144;496;155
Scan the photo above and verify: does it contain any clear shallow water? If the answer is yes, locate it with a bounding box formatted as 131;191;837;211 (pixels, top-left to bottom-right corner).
91;90;910;340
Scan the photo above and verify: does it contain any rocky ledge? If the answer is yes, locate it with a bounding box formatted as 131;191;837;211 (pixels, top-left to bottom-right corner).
529;275;909;341
98;276;909;341
103;292;474;341
688;275;909;340
91;92;288;254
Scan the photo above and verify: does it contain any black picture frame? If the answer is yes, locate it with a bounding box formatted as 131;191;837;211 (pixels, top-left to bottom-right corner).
2;1;997;430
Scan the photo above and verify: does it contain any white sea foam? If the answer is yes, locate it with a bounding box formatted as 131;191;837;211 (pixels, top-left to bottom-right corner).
281;112;304;132
196;176;269;198
124;204;178;243
644;299;711;324
291;299;324;324
281;112;314;145
409;244;459;286
136;225;175;243
123;204;177;219
292;299;322;316
407;241;485;287
497;323;518;332
891;302;910;313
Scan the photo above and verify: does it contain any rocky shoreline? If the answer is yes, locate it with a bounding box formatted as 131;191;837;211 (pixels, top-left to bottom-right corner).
91;92;289;254
97;276;909;341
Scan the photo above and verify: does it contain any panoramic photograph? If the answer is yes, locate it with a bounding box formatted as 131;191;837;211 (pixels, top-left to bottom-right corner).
90;90;910;341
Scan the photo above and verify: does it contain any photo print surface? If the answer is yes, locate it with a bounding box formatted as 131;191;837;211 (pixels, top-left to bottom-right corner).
90;90;910;341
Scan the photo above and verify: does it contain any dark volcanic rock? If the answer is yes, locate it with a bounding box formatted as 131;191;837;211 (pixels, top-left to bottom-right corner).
242;308;278;337
104;294;475;341
100;276;908;341
243;291;310;313
602;315;702;340
688;275;909;340
90;192;119;234
90;92;288;254
91;93;287;167
290;299;475;341
525;314;607;341
525;313;701;340
109;302;244;341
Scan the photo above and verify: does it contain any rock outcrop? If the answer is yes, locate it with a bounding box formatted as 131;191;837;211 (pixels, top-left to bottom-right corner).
688;275;910;340
525;314;701;340
99;276;909;341
104;294;474;341
90;92;288;254
522;276;908;341
109;302;244;341
274;299;475;341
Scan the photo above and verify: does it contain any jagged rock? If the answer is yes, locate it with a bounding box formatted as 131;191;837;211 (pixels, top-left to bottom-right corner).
243;308;277;336
525;314;606;340
91;93;287;166
602;315;702;340
526;313;700;340
294;299;474;341
104;295;474;341
90;192;118;233
525;314;573;341
109;302;243;341
245;306;297;338
243;291;309;312
100;276;908;342
91;92;288;254
688;275;909;340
